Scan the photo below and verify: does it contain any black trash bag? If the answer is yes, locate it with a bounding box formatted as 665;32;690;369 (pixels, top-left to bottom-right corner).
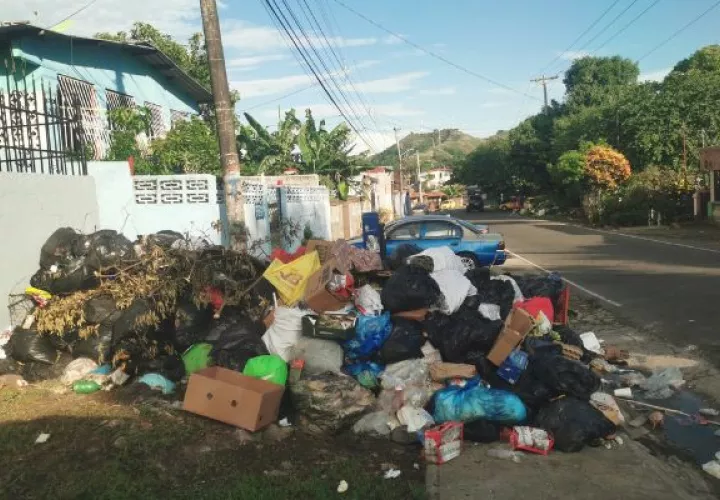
143;230;186;249
530;355;601;401
173;301;214;350
144;353;186;382
381;265;441;312
375;318;424;364
111;335;175;376
72;325;114;364
474;357;552;417
38;227;82;268
533;397;616;452
210;318;267;372
30;258;98;295
21;352;74;382
46;329;79;352
513;273;566;315
468;275;515;319
7;329;59;365
79;230;134;270
386;244;423;271
112;299;153;343
83;295;121;325
425;311;502;363
464;419;502;443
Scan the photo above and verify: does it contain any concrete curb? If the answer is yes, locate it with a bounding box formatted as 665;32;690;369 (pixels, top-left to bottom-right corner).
425;463;440;500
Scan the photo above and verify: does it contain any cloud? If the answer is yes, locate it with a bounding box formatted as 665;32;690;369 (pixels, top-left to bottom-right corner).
260;102;424;121
486;87;513;95
227;54;289;71
4;0;201;38
351;59;381;70
352;130;398;154
480;101;507;109
220;19;377;52
390;49;425;59
640;67;671;82
347;72;428;94
559;50;590;61
382;35;403;45
418;87;456;96
234;73;317;98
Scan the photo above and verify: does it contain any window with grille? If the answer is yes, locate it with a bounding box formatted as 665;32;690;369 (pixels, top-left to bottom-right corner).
105;90;136;131
57;75;109;159
145;102;166;139
170;109;190;127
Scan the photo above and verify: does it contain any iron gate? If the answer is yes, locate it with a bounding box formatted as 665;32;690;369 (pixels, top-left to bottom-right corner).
0;76;87;175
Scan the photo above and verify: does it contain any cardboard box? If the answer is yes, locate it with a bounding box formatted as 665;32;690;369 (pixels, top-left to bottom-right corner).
305;239;334;264
424;422;464;464
486;308;534;366
393;308;429;322
304;258;350;313
430;362;477;382
183;367;284;432
301;314;356;341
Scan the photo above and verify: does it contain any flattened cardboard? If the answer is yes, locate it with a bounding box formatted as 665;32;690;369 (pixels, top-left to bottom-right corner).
393;309;429;321
487;308;534;367
430;362;477;382
183;367;284;432
301;314;356;341
304;258;350;313
305;239;334;264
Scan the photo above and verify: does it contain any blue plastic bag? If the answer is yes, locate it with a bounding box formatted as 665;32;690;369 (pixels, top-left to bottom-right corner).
344;312;392;361
138;373;176;395
344;361;385;389
433;377;527;424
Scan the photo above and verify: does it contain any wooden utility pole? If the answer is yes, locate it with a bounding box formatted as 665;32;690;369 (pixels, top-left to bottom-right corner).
394;127;404;193
199;0;242;243
531;74;559;109
416;150;423;203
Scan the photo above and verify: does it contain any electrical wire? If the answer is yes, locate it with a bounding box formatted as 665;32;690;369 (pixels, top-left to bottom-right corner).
276;0;379;148
637;0;720;62
331;0;539;100
573;0;641;55
261;0;376;149
47;0;100;29
592;0;662;54
538;0;622;74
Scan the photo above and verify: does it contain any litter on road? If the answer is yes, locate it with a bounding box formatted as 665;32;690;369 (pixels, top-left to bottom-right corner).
2;224;712;479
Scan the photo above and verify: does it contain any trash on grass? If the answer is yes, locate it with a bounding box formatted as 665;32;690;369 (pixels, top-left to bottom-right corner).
337;480;349;493
384;468;402;479
35;433;50;444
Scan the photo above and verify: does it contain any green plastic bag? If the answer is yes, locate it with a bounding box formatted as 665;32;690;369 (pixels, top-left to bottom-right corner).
73;380;102;394
243;355;288;386
182;343;213;375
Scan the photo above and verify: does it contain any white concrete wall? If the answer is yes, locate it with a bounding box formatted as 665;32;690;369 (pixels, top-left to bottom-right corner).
280;186;332;250
0;173;100;331
87;161;138;240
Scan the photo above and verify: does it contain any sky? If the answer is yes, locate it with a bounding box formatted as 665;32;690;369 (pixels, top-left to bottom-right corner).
3;0;720;153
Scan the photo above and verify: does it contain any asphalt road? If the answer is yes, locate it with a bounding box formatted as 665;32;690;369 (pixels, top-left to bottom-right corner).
457;210;720;367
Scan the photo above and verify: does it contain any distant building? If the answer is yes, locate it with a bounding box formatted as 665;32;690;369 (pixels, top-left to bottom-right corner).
419;167;453;189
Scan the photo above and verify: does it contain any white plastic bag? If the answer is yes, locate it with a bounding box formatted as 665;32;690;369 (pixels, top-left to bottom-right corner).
479;303;501;321
409;246;465;273
352;410;399;436
61;357;98;385
262;307;307;362
294;337;343;374
431;269;477;315
397;405;435;432
354;285;383;316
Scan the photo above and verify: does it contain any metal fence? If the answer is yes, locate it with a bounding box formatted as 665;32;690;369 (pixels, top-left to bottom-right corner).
0;77;87;175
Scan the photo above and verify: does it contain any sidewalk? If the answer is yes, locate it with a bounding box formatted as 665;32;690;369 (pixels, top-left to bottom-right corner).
428;295;720;500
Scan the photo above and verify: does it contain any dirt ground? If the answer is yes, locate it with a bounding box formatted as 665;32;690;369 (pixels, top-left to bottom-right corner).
0;381;425;500
431;295;720;500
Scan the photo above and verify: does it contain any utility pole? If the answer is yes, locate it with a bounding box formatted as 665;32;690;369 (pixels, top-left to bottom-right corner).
394;127;404;194
531;74;559;109
416;150;422;203
199;0;242;245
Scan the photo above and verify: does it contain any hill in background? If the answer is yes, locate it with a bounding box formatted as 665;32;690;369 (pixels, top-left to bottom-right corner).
371;129;483;169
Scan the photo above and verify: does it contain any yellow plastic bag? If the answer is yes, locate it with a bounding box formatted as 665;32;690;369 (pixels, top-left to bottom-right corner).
263;251;321;306
25;287;52;300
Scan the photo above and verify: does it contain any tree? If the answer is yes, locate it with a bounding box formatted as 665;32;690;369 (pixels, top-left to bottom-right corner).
673;45;720;74
237;111;300;174
455;134;516;195
584;144;631;191
549;150;586;186
96;23;210;89
563;56;639;108
144;117;221;175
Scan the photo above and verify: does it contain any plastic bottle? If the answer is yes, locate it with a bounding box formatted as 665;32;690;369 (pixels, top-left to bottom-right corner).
486;448;522;463
73;380;102;394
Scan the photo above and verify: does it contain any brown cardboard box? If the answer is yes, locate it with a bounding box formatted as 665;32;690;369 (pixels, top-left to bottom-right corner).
183;367;284;432
486;308;534;366
263;309;275;329
304;258;350;313
393;308;429;321
430;362;477;382
305;239;334;264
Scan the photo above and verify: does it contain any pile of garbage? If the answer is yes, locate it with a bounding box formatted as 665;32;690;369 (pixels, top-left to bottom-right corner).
2;231;648;458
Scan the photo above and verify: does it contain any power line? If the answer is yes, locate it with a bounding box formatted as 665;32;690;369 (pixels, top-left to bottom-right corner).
538;0;622;74
47;0;100;29
592;0;662;54
240;82;318;112
573;0;641;55
276;0;379;149
261;0;376;149
637;0;720;62
331;0;539;100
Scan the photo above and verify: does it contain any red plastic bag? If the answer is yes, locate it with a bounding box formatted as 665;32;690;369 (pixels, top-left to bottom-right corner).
516;297;554;322
270;246;306;264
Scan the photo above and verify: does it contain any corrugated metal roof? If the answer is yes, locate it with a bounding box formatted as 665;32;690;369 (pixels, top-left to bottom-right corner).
0;24;212;103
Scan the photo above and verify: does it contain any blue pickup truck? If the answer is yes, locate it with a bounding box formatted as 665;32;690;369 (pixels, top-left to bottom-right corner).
359;215;507;270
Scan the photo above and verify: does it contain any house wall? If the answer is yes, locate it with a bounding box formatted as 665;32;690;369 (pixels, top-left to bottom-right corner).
3;34;200;128
0;173;100;332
